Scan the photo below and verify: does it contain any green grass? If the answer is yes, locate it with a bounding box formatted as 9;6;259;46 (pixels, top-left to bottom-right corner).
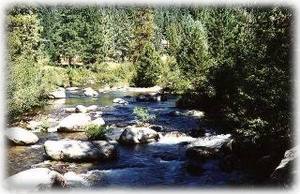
133;107;156;124
84;124;109;140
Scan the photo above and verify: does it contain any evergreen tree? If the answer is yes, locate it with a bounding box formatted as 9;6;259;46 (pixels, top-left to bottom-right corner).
130;7;155;63
133;42;161;87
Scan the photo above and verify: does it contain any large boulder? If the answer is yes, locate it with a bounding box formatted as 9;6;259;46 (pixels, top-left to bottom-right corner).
87;105;98;112
49;87;66;99
167;110;204;118
5;127;39;145
5;168;66;191
64;107;76;113
44;139;117;161
75;105;98;113
91;118;105;126
57;113;91;132
75;105;88;113
186;134;232;161
83;87;98;97
270;147;296;185
186;146;218;162
118;126;160;144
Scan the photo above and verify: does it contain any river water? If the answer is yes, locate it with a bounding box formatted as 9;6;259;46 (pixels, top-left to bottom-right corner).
7;90;255;188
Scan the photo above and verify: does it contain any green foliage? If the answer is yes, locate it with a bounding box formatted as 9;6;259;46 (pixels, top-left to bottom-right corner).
85;124;108;140
7;7;48;118
133;107;156;124
177;16;211;81
130;8;155;63
158;55;191;93
133;42;161;87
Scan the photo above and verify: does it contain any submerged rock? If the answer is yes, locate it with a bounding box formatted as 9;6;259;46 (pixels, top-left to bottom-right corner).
83;87;98;97
49;87;66;99
5;127;39;145
113;98;128;105
270;147;296;185
118;126;159;144
6;168;66;191
44;139;117;161
57;113;91;132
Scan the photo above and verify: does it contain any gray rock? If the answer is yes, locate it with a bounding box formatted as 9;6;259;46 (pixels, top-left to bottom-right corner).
83;87;98;97
87;105;98;112
113;98;128;105
6;168;66;191
91;118;105;126
63;171;89;187
186;134;232;161
44;139;117;161
118;126;159;144
64;107;76;113
270;147;296;185
186;146;218;161
49;87;66;99
5;127;39;145
75;105;88;113
136;93;165;102
57;113;91;132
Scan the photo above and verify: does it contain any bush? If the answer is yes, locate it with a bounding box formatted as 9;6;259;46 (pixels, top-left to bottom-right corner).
84;124;109;140
133;107;156;124
7;56;46;118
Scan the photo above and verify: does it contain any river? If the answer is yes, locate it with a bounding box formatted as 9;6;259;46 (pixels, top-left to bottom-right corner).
7;89;256;188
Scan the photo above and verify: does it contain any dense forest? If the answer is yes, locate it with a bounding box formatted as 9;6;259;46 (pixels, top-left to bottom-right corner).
6;5;293;187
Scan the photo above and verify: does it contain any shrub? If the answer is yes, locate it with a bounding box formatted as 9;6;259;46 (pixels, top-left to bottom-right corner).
133;107;156;124
84;124;108;140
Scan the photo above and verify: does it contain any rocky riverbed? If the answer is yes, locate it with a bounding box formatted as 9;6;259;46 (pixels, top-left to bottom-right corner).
6;86;287;191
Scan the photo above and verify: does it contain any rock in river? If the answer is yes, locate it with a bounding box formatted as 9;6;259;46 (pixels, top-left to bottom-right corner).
57;113;92;132
83;87;98;97
75;105;98;113
270;147;296;185
91;117;105;126
118;126;160;144
113;98;128;105
6;168;66;191
186;134;232;161
44;139;117;161
48;87;66;99
136;93;166;102
5;127;39;145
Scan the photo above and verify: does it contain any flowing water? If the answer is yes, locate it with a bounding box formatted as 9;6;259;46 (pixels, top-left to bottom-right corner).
7;89;255;188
